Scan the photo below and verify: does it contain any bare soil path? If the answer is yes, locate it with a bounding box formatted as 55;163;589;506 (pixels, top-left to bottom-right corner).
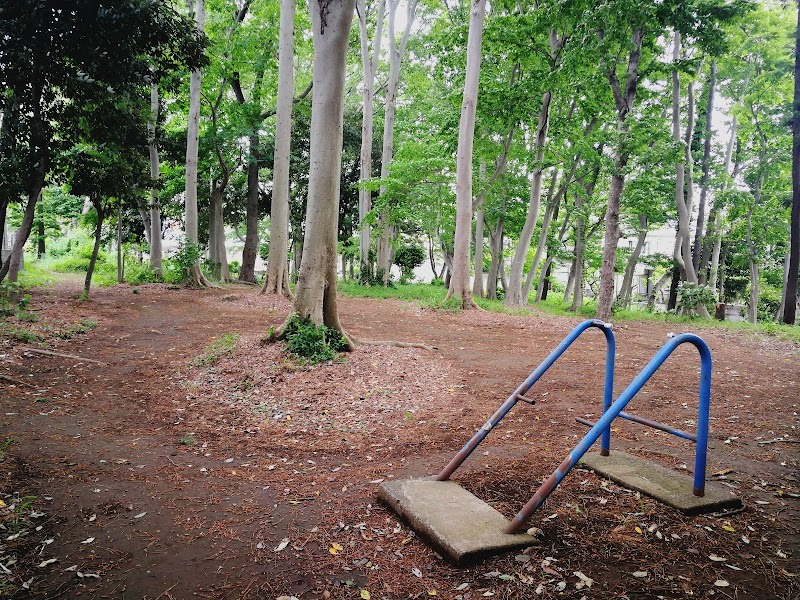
0;282;797;599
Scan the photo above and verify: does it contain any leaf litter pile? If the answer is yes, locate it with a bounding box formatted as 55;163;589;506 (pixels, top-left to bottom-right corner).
0;283;797;599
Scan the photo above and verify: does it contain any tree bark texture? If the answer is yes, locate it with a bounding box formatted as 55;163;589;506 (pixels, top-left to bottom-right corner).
148;82;163;277
375;0;418;284
291;0;356;340
506;90;551;306
785;0;800;324
692;62;716;273
262;0;296;297
445;0;485;308
184;0;210;287
596;28;642;322
237;133;260;283
356;0;385;281
84;203;104;299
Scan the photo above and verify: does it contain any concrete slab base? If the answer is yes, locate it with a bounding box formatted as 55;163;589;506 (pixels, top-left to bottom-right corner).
378;479;538;564
580;451;743;515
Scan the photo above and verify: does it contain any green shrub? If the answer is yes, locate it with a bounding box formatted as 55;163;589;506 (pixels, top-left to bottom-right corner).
393;243;426;283
676;282;716;315
124;259;160;285
283;315;348;363
429;277;445;286
171;239;202;284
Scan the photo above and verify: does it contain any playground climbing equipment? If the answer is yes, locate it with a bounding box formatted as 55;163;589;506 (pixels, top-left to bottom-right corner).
380;320;742;560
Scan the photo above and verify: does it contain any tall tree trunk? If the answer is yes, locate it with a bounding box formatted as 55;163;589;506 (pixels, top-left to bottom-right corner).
692;61;716;272
375;0;418;285
356;0;385;282
486;218;504;300
786;0;800;324
148;82;163;277
472;163;486;298
569;204;585;312
535;207;572;302
647;271;671;311
137;198;151;246
84;203;105;300
746;205;758;324
596;27;643;322
184;0;211;287
116;205;123;284
618;214;648;309
262;0;296;297
671;32;708;317
506;90;552;306
289;0;356;342
2;190;41;284
777;245;790;322
445;0;485;308
239;133;261;283
209;185;230;281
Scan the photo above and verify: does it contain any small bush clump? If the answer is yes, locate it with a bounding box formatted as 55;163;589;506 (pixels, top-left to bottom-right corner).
282;315;348;364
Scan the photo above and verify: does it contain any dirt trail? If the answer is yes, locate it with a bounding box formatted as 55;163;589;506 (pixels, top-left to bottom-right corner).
1;282;798;599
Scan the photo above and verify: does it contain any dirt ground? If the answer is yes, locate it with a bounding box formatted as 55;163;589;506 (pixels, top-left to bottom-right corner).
0;281;798;599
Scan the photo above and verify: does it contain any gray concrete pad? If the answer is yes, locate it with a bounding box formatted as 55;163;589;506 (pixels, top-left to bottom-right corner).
580;451;743;515
378;479;538;564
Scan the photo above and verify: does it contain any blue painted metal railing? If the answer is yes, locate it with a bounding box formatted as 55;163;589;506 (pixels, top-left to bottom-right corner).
504;333;712;534
436;319;616;481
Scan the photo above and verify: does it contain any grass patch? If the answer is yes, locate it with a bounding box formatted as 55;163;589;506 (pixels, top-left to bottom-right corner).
17;262;56;288
194;333;240;366
0;323;42;343
54;318;98;339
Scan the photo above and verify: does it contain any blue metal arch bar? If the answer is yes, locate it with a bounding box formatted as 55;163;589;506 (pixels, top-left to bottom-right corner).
505;333;712;534
436;319;616;481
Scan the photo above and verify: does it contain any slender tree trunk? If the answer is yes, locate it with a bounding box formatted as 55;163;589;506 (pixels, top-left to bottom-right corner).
486;219;504;300
184;0;210;287
84;204;105;299
647;271;671;311
536;207;572;302
777;246;790;321
786;0;800;324
36;202;45;258
209;186;230;281
375;0;418;285
670;32;708;317
618;214;648;309
288;0;356;342
506;90;552;306
262;0;296;297
238;134;261;283
116;206;123;284
445;0;485;308
472;163;486;298
137;198;151;247
356;0;384;282
148;82;163;278
596;27;643;322
693;62;716;272
3;190;41;284
747;205;758;324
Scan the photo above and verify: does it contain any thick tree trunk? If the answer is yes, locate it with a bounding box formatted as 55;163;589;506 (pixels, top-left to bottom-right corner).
209;186;230;281
84;204;104;299
262;0;296;297
596;28;642;322
148;82;163;278
506;90;552;306
290;0;356;342
184;0;210;287
445;0;485;308
356;0;384;282
786;1;800;324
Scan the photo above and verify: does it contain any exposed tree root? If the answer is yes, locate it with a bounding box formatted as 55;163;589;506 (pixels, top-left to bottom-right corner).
355;339;437;351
